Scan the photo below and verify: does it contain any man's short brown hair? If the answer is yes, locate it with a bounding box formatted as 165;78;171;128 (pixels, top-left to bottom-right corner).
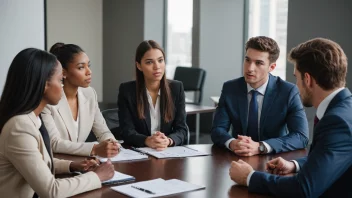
288;38;347;90
245;36;280;63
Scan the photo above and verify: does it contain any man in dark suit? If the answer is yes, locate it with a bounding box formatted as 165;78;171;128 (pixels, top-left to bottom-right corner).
229;38;352;197
211;36;309;156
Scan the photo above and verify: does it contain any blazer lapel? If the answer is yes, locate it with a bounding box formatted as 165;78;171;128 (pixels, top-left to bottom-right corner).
259;75;277;137
144;105;151;135
238;79;249;135
159;91;166;133
78;88;89;142
57;91;77;142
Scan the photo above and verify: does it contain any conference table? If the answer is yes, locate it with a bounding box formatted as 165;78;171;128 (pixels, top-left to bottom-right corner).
55;144;307;198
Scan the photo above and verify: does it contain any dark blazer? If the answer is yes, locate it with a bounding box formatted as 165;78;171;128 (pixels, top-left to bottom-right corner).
117;80;188;147
249;88;352;197
211;74;309;153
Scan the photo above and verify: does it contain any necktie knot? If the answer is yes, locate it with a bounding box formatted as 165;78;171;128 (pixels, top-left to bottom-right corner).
251;90;258;97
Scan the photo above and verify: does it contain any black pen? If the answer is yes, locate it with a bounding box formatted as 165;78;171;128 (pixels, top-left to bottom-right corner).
131;185;155;194
131;147;147;155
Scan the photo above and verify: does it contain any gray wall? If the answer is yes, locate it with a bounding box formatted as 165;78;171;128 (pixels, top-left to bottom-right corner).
286;0;352;141
103;0;145;104
46;0;103;101
0;0;44;93
144;0;164;46
194;0;245;106
103;0;164;104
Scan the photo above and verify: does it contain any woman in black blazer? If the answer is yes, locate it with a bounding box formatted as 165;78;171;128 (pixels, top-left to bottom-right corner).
118;40;188;149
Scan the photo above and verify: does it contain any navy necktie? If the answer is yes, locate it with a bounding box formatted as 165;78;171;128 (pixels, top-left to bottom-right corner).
247;90;259;141
314;115;320;128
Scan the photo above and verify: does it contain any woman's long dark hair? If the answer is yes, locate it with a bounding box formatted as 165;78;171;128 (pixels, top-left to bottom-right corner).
0;48;58;132
135;40;174;122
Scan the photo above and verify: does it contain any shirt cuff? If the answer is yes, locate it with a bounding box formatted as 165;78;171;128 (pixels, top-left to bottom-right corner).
246;170;255;186
291;160;300;172
262;141;273;153
225;138;236;150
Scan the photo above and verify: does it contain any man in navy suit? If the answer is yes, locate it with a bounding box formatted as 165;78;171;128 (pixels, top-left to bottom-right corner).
211;36;309;156
229;38;352;197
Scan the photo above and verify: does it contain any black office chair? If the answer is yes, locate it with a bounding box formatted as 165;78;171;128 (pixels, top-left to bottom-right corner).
85;108;121;142
173;66;206;105
101;108;122;140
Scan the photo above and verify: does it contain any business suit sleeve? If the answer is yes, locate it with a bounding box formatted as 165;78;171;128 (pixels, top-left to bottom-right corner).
118;83;148;147
91;88;116;141
248;115;352;197
264;86;309;153
168;82;188;146
5;120;101;198
211;84;233;146
41;106;96;156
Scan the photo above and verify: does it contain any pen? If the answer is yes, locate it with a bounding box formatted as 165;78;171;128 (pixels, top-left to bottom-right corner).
86;156;100;167
131;186;155;194
130;147;147;155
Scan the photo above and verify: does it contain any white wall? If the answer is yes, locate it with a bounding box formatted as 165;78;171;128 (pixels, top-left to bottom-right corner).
46;0;103;101
0;0;45;94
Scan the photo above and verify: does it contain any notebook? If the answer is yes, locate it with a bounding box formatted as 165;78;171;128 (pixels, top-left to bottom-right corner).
134;146;211;159
97;147;149;162
102;171;135;185
111;178;205;197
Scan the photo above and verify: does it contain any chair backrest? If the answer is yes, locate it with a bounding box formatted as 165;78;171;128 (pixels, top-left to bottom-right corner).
101;108;122;140
173;66;206;105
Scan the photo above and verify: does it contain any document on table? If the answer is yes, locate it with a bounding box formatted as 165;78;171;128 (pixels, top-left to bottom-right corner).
102;171;135;185
134;146;211;159
97;147;149;162
111;178;205;198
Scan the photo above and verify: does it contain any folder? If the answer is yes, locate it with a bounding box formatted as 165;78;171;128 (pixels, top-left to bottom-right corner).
102;171;135;185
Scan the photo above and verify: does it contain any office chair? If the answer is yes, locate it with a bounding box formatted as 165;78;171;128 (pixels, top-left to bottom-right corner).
173;66;206;105
85;108;121;142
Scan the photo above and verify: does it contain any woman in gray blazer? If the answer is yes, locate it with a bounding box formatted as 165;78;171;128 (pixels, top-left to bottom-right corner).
0;48;114;198
41;43;119;157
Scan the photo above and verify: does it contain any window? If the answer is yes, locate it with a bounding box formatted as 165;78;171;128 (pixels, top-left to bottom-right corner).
165;0;193;79
247;0;289;80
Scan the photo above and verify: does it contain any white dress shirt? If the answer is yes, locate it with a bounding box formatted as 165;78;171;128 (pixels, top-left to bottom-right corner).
146;88;161;135
247;87;345;186
225;78;272;153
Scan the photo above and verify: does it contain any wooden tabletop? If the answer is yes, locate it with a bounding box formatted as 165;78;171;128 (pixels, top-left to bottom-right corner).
185;104;216;115
55;144;307;198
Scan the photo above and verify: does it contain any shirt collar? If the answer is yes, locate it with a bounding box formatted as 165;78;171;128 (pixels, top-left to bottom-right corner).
246;77;269;96
146;88;161;96
316;87;344;119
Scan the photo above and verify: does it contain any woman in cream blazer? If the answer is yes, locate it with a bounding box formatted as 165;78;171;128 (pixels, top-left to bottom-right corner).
41;43;119;157
0;48;114;198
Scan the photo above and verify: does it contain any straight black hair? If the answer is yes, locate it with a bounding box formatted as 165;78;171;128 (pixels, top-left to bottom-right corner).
0;48;58;131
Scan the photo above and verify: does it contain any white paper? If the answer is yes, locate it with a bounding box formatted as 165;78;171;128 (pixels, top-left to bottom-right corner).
111;178;205;198
135;146;211;159
98;148;148;162
102;171;135;184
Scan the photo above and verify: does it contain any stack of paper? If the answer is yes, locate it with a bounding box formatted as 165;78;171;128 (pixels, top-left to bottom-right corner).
98;147;148;162
102;171;135;185
111;178;205;197
135;146;211;159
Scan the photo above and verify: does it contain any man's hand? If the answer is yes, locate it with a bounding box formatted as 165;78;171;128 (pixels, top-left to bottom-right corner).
233;135;260;156
145;132;170;151
266;157;296;175
229;159;254;186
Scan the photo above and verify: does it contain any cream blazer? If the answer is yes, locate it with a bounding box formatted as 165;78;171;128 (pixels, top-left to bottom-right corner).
0;112;101;198
41;87;115;156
